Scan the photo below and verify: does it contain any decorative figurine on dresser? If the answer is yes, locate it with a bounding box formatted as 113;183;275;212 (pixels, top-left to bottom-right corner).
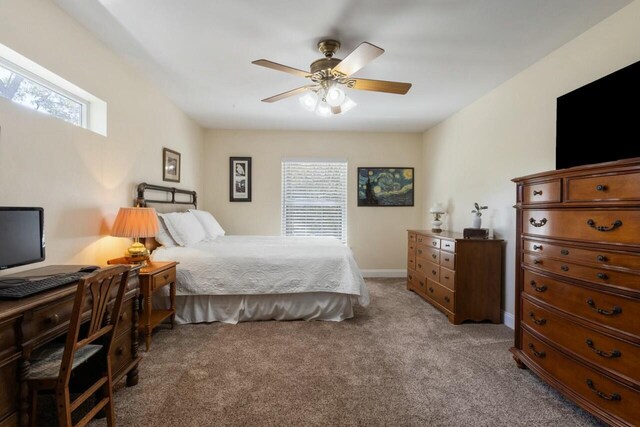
511;157;640;427
406;229;503;324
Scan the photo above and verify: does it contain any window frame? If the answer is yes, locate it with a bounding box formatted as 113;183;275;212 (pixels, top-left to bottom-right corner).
281;158;348;244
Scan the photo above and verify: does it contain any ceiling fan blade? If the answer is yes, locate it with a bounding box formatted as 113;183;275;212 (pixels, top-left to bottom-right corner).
332;42;384;77
350;78;412;95
261;85;316;103
252;59;311;78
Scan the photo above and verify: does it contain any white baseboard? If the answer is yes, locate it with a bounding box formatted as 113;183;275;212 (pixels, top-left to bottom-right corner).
502;311;515;329
362;269;407;278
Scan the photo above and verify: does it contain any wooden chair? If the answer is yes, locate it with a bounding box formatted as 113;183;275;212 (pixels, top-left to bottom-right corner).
27;265;130;427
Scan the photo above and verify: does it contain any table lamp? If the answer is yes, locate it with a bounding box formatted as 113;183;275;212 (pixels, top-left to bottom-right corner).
429;202;446;232
111;207;158;263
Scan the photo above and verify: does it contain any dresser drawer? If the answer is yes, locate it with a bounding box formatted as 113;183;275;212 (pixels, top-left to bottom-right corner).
426;279;455;312
521;330;640;425
524;239;640;271
566;171;640;203
420;236;440;249
407;269;417;290
440;252;455;270
523;180;561;204
415;243;430;258
524;254;640;293
24;296;75;343
408;240;416;254
523;270;640;336
110;330;133;380
523;209;640;245
152;268;176;292
407;252;416;271
522;298;639;383
441;240;456;253
422;247;439;264
418;261;439;282
440;268;455;291
414;272;427;295
408;232;416;242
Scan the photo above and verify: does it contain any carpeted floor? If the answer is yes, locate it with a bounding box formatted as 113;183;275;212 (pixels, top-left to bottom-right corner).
84;278;602;426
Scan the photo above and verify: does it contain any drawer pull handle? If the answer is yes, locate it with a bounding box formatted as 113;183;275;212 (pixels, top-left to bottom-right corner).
596;255;608;262
418;264;422;269
528;312;546;325
444;258;450;262
417;249;423;255
586;299;622;316
431;270;437;276
596;272;609;280
418;238;423;242
428;287;434;293
560;265;569;272
529;280;547;292
560;249;569;256
586;379;621;401
408;275;413;280
444;276;450;280
163;273;170;280
533;245;543;250
432;254;437;259
533;259;542;265
585;339;621;359
595;184;608;192
116;346;125;356
444;296;450;303
48;314;60;325
432;241;437;246
587;219;622;232
119;311;128;322
529;218;547;228
532;190;543;196
444;243;451;248
527;343;546;358
419;281;424;288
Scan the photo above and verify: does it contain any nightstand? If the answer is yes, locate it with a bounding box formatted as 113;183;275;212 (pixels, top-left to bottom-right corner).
108;258;178;351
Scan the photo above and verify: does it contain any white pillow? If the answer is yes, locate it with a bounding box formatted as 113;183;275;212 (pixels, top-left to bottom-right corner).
154;216;177;247
159;212;206;246
189;209;225;239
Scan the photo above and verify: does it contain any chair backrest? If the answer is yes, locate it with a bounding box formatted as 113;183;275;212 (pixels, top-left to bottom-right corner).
58;265;130;385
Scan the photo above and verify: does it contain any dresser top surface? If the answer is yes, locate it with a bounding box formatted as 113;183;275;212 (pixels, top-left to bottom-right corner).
408;230;503;242
512;157;640;183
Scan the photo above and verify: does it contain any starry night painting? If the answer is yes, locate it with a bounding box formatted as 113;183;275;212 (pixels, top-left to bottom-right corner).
358;167;414;207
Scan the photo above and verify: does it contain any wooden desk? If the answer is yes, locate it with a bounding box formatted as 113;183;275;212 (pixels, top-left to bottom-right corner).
0;265;141;427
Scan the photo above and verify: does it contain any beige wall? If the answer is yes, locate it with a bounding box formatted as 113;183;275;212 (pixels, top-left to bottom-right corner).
203;130;422;271
0;0;203;274
422;0;640;320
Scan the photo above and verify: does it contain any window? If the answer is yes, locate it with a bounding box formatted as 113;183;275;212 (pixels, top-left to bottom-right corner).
0;42;107;135
282;159;348;243
0;60;85;127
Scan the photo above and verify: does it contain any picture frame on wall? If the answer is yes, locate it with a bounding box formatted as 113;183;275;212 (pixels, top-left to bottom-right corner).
357;167;414;207
163;148;181;183
230;157;252;202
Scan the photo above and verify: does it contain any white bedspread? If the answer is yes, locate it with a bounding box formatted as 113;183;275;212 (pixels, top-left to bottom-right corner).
151;236;369;306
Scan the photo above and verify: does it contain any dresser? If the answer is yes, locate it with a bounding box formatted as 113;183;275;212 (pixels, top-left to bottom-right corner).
0;265;141;427
407;230;503;324
511;158;640;426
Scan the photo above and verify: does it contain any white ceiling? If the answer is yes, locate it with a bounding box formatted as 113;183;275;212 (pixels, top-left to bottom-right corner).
53;0;631;132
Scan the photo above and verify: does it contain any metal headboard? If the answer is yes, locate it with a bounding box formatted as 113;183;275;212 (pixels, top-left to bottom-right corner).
135;183;197;208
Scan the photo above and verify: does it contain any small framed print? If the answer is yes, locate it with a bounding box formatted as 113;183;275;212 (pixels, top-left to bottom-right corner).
230;157;251;202
163;148;181;183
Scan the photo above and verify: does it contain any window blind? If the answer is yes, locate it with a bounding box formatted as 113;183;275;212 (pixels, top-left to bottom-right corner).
281;160;348;243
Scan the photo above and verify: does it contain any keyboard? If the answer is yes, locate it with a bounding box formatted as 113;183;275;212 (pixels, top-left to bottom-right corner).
0;272;90;299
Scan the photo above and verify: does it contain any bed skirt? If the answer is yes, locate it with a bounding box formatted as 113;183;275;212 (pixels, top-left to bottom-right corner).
153;292;356;324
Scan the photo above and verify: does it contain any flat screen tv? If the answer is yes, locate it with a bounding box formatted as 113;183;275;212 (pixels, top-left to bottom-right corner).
0;207;45;270
556;59;640;170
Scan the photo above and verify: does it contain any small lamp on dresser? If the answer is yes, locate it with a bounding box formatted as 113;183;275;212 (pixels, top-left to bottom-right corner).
111;207;158;264
429;202;446;232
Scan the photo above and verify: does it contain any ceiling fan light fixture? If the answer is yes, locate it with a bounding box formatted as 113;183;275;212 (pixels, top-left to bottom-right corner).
325;85;346;107
316;101;332;117
299;91;318;111
341;96;357;113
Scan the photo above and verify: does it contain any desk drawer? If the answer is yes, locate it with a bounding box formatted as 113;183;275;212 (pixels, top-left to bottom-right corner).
114;297;135;339
110;330;133;380
523;209;640;245
524;254;640;293
25;297;75;343
566;172;640;203
152;268;176;292
0;360;18;424
0;319;18;359
523;180;561;204
521;330;640;425
523;239;640;271
523;270;640;336
522;298;640;382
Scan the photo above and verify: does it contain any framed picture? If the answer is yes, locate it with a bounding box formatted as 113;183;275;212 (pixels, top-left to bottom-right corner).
358;167;414;207
230;157;252;202
163;148;181;183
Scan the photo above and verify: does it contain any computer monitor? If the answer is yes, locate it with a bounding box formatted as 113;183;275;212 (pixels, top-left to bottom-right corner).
0;207;45;271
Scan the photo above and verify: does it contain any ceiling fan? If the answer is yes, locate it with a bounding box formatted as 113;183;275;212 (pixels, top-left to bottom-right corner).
252;39;412;116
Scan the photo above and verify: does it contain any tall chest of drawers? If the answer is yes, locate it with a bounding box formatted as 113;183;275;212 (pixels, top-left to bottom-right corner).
407;230;503;324
511;158;640;426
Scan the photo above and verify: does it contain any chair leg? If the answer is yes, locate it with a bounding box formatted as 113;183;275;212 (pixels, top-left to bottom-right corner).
28;386;38;427
104;375;115;427
56;387;73;427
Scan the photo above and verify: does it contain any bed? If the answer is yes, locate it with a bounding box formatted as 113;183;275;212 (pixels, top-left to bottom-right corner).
136;183;369;324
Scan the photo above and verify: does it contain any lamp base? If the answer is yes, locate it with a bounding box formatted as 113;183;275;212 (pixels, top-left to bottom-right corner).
125;241;150;265
431;219;443;232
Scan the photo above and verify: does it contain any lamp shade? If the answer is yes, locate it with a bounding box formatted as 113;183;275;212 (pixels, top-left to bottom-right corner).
429;202;446;214
111;207;158;238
